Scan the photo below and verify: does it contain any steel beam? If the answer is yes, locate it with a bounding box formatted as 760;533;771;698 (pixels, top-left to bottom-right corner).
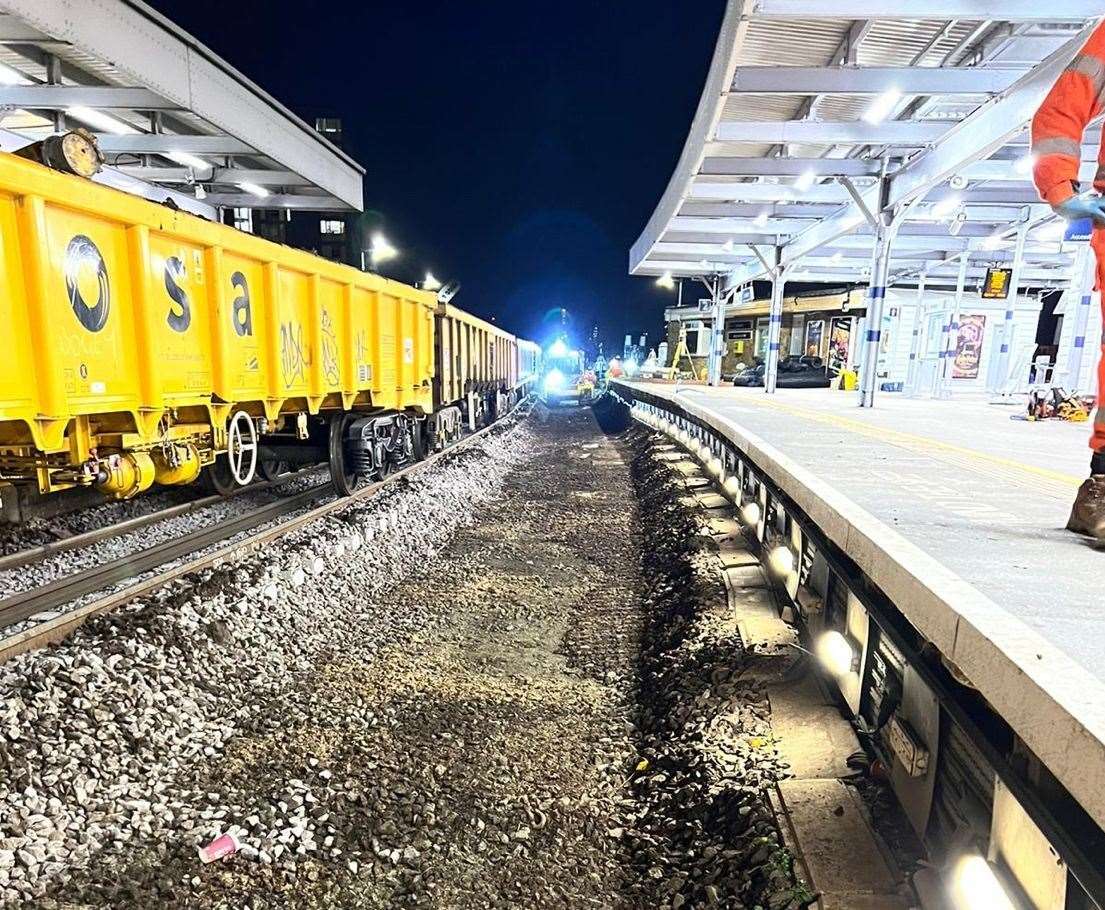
730;66;1022;96
671;216;821;234
713;119;949;146
679;202;843;219
701;157;879;177
748;0;1101;21
764;249;785;394
201;193;356;211
0;85;176;109
688;180;854;203
116;166;310;186
97;134;258;155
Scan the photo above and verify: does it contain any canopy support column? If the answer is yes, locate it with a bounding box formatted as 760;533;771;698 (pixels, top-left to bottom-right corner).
904;272;926;398
989;224;1028;394
764;248;786;394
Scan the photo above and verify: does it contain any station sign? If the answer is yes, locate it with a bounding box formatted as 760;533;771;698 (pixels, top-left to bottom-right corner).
981;267;1012;300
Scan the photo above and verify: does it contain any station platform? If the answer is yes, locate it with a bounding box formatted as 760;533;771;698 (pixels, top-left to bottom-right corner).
613;379;1105;829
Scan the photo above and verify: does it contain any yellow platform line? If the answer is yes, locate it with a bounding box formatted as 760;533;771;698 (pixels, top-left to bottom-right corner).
693;391;1082;494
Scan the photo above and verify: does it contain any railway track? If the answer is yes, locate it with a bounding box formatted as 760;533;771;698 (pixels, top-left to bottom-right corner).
622;390;1105;910
0;403;531;663
0;467;323;575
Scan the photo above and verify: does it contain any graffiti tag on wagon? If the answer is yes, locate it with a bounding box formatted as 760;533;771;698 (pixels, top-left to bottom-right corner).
280;320;307;387
64;235;110;332
321;309;341;386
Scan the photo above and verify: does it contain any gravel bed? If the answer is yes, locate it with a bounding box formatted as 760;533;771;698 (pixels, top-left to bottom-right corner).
0;415;533;907
0;399;822;908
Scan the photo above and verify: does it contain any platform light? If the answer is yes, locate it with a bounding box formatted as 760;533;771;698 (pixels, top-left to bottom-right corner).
931;194;962;220
947;854;1016;910
740;501;761;527
862;87;902;125
422;272;442;291
768;545;794;576
816;631;856;678
66;106;137;135
548;338;569;358
794;169;816;192
165;150;211;172
656;271;676;289
238;181;271;198
369;232;398;264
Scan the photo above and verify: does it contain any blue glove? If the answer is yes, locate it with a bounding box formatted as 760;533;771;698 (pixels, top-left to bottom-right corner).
1055;191;1105;226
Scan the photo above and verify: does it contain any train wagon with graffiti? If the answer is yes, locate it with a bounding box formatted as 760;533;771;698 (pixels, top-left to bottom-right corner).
0;136;526;514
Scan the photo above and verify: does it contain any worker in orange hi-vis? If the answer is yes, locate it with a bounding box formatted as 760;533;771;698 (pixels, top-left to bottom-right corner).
1032;21;1105;539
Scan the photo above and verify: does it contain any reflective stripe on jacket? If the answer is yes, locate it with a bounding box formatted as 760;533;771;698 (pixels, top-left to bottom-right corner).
1032;22;1105;206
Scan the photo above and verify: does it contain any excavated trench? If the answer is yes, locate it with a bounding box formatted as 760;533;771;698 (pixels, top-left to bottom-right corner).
0;399;876;909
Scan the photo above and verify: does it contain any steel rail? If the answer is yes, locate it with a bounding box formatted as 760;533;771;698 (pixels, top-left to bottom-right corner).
0;402;531;663
0;467;322;574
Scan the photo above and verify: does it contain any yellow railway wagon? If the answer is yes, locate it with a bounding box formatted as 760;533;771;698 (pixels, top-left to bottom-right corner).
432;302;526;439
516;339;541;393
0;148;435;501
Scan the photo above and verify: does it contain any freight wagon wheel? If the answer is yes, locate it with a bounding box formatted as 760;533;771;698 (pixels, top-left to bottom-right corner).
227;411;258;486
410;421;426;463
257;460;289;483
329;413;360;496
203;456;238;496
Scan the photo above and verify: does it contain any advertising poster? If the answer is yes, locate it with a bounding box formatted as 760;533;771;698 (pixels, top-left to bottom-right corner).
953;314;986;380
805;319;824;358
828;316;852;373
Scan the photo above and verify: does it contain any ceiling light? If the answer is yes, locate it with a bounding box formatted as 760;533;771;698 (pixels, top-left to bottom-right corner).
1014;153;1036;175
981;230;1009;251
165;150;212;171
656;271;676;289
794;169;816;192
721;239;735;253
369;232;398;264
829;251;843;264
862;88;902;125
0;62;30;86
237;181;270;198
753;210;769;228
66;106;137;135
422;271;442;291
931;194;962;220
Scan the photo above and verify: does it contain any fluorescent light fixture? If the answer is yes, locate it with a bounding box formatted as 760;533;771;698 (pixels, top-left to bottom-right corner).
422;271;442;291
721;239;735;253
753;210;769;228
863;88;903;125
165;151;211;171
656;270;676;290
981;230;1009;251
829;251;843;264
1014;153;1036;176
236;181;270;198
931;194;962;220
66;106;137;135
794;169;816;192
816;631;856;678
0;62;30;86
947;854;1016;910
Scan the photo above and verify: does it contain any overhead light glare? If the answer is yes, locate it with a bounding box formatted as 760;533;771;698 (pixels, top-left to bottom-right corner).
1015;153;1036;175
794;169;816;192
166;150;211;171
656;270;676;290
422;271;442;291
237;181;270;198
768;545;794;576
816;631;856;678
931;194;962;220
947;854;1016;910
862;88;903;125
0;62;31;86
753;210;769;228
66;106;137;135
740;501;761;527
721;238;735;253
369;232;398;264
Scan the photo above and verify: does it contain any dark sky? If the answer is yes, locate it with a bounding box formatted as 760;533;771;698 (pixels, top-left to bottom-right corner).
148;0;726;351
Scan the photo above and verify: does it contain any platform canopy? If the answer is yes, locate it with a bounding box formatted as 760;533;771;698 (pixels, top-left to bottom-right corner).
0;0;364;212
630;1;1104;290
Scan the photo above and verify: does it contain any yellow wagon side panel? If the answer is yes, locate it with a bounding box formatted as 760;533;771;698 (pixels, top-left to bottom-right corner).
146;232;213;403
212;252;267;406
43;205;140;420
0;194;38;445
274;268;312;406
316;278;346;401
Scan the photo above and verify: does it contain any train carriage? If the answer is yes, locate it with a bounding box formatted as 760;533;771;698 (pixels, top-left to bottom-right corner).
0;142;441;507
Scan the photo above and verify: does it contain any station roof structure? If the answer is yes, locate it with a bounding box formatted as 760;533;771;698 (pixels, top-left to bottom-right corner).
0;0;364;212
630;2;1104;291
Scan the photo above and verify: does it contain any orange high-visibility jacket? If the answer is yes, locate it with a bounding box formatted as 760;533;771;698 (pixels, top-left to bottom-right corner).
1032;22;1105;206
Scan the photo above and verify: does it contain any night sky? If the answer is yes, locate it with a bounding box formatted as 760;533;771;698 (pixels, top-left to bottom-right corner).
147;0;727;352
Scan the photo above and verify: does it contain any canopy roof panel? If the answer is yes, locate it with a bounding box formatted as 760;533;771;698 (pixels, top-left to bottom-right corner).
631;2;1102;290
0;0;364;212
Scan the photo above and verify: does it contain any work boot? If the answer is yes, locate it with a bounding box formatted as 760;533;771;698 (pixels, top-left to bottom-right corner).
1067;475;1105;539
